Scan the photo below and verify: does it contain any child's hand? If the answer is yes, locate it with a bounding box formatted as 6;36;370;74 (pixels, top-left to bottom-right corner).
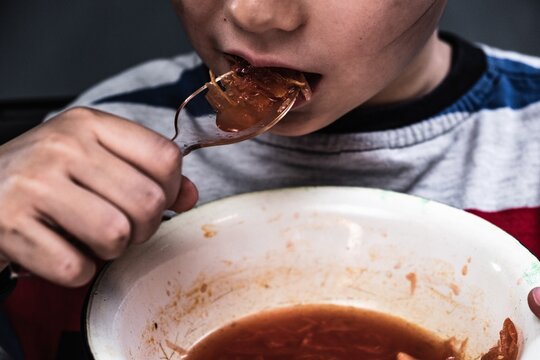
0;107;198;287
528;287;540;319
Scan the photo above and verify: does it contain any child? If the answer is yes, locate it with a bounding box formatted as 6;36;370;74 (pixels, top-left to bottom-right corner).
1;0;540;358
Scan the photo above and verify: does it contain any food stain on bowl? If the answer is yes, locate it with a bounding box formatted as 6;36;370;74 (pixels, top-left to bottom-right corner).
133;245;496;359
406;272;418;295
201;224;217;238
462;257;472;277
138;257;485;359
150;303;518;360
85;187;540;359
140;265;309;356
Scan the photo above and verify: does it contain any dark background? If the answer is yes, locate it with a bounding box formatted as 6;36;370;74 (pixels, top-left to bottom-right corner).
1;0;540;101
0;0;539;143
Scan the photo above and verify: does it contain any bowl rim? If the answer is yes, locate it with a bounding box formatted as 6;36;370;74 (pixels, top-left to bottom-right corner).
82;185;540;359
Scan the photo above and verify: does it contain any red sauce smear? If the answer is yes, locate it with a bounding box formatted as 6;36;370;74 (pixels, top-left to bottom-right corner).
480;318;519;360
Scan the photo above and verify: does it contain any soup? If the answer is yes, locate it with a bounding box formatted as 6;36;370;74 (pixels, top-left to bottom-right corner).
182;304;460;360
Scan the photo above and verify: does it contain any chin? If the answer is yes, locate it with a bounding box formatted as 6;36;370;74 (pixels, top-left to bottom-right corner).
267;115;322;137
268;126;312;137
268;108;339;136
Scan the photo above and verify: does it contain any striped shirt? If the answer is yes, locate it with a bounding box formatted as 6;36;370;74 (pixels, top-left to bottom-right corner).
3;32;540;359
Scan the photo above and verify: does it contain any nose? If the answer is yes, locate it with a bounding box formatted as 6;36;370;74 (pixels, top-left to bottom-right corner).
224;0;305;34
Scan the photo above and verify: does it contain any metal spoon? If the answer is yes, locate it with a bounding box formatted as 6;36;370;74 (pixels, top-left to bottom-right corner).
170;71;300;155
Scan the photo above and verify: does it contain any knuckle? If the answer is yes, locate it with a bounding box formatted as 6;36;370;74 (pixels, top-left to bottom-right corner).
0;214;29;246
56;255;88;285
137;183;167;221
39;132;83;159
2;173;46;200
157;139;182;182
101;214;131;256
2;164;67;209
158;139;182;173
58;107;103;131
2;174;26;195
63;106;97;120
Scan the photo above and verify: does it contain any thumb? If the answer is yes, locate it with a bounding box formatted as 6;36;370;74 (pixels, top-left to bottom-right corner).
169;176;199;213
528;287;540;319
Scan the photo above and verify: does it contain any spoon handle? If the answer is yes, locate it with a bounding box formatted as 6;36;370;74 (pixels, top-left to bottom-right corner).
171;71;234;155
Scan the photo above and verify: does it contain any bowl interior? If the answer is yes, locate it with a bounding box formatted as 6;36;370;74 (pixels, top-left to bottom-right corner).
86;187;540;359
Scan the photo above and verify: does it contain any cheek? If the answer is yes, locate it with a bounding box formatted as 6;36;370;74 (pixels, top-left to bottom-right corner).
170;0;184;15
173;0;220;34
319;0;441;58
317;0;443;91
172;1;223;66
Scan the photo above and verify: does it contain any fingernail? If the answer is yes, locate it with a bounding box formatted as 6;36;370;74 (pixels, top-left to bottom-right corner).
532;287;540;306
528;287;540;319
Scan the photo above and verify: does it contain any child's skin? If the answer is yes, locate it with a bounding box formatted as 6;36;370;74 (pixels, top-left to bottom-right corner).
175;0;451;136
0;109;198;285
0;0;539;313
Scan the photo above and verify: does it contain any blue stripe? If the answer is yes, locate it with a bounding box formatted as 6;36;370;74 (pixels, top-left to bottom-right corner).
484;56;540;110
93;63;214;116
93;54;540;119
442;55;540;116
489;55;540;76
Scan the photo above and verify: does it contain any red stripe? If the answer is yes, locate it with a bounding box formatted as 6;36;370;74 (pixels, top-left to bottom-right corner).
467;207;540;259
0;279;90;360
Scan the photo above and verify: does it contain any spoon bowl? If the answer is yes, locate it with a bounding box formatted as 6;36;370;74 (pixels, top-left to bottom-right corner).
171;71;300;155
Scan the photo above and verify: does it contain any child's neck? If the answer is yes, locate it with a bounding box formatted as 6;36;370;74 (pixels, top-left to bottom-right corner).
367;32;452;106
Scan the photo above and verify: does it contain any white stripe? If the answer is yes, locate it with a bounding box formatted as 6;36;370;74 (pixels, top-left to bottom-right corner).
421;101;540;211
481;45;540;69
72;53;202;106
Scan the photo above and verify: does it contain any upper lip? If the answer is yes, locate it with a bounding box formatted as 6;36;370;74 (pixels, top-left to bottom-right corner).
222;49;323;103
224;50;307;73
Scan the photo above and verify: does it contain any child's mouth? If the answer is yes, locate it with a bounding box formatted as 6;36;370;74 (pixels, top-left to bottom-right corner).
223;53;322;109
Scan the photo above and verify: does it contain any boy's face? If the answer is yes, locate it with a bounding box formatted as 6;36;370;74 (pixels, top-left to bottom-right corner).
173;0;447;136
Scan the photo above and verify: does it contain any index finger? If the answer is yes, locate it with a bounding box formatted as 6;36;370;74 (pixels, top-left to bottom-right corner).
74;107;183;206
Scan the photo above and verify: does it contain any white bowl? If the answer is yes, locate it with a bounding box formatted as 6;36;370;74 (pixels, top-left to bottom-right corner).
85;187;540;359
